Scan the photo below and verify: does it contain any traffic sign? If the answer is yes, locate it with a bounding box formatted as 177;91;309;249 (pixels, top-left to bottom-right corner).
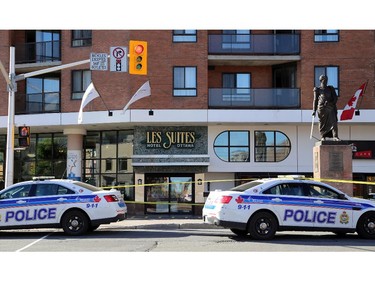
110;46;127;72
90;53;108;71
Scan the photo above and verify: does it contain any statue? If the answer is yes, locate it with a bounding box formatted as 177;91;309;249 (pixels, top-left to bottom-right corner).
312;75;340;141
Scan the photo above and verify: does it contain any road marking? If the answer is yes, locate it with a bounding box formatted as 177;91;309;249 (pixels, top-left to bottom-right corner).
15;230;58;252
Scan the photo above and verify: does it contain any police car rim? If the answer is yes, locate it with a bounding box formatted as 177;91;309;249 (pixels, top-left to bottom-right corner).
365;219;375;233
68;216;83;231
256;218;271;234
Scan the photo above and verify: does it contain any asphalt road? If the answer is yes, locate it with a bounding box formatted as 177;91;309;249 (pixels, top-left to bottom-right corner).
1;225;375;252
1;226;373;281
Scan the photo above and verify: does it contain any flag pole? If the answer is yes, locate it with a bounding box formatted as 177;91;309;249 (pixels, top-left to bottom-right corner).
99;95;112;116
355;80;368;115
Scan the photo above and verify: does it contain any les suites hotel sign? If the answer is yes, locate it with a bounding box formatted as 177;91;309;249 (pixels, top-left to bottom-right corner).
145;130;197;149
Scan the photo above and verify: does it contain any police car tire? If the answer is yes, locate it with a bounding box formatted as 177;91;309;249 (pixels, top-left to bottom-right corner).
356;212;375;239
61;210;89;236
248;211;278;240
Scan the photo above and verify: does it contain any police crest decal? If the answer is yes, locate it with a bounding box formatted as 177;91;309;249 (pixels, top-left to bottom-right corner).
340;211;349;224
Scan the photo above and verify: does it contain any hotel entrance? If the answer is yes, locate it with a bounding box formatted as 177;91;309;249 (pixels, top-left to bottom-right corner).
145;174;194;214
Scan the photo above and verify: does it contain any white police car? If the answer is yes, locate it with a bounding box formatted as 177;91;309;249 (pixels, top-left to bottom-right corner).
0;178;127;235
203;176;375;240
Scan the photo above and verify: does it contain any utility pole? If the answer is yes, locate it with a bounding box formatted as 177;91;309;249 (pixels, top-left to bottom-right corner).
1;46;91;187
4;47;15;188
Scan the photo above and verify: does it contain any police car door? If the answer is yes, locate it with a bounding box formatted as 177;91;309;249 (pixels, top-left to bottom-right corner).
307;183;353;229
28;183;69;226
264;182;315;227
0;184;34;227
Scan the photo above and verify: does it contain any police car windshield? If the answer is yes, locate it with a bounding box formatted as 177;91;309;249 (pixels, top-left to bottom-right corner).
73;181;103;192
230;180;263;192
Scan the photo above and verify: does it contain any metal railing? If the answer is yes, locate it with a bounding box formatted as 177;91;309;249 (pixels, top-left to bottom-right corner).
208;34;300;55
208;88;300;109
15;40;61;64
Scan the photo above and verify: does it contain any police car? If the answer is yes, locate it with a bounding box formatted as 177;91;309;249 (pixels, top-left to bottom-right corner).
203;176;375;240
0;178;127;235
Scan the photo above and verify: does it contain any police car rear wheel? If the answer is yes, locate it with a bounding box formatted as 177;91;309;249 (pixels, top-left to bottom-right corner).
248;212;277;240
357;212;375;239
61;210;89;236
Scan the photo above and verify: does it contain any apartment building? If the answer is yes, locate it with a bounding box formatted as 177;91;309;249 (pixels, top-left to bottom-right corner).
0;30;374;215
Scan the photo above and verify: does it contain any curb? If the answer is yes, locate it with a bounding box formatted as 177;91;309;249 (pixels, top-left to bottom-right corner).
107;222;222;230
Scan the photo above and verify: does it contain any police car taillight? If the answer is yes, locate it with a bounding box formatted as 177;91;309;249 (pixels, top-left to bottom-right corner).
104;195;119;202
216;195;232;204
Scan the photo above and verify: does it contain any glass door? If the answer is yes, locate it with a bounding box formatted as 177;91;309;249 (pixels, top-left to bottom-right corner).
170;177;193;213
145;174;194;214
145;176;169;213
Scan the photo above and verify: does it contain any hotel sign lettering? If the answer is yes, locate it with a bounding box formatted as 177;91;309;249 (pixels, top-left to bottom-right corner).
146;130;196;149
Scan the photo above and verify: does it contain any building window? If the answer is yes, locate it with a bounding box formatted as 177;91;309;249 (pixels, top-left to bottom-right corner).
254;131;291;162
72;30;92;47
173;66;197;96
72;70;91;99
222;30;251;49
26;75;60;113
173;30;197;42
314;30;339;42
214;131;250;162
222;73;251;101
314;66;339;96
105;159;112;171
24;30;61;63
118;158;128;171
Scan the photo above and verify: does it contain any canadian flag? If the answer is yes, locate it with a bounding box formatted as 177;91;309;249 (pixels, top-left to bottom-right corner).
340;82;367;121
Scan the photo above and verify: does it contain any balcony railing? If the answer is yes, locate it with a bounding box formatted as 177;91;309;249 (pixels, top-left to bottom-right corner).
208;34;300;55
209;88;300;109
15;40;61;64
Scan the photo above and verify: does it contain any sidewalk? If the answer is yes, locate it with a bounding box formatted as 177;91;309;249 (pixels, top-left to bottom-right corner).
102;215;221;230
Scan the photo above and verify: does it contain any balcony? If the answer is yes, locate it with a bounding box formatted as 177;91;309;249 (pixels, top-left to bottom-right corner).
208;88;300;109
15;40;61;71
209;34;300;55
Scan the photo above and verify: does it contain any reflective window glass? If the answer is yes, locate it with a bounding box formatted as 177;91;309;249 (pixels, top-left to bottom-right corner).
254;131;291;162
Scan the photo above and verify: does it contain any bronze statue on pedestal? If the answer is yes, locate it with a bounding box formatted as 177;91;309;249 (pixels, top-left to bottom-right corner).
312;75;340;141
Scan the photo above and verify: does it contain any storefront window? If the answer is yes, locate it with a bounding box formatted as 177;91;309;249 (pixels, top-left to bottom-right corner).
83;130;134;200
12;133;67;182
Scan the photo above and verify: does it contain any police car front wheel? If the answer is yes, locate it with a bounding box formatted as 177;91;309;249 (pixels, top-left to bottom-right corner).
248;211;278;240
356;212;375;239
61;210;90;236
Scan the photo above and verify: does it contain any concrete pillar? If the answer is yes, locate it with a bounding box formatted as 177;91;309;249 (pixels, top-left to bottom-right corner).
313;141;353;196
63;128;86;181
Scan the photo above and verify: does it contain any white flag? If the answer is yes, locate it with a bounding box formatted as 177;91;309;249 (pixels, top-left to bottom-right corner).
78;82;100;124
121;81;151;114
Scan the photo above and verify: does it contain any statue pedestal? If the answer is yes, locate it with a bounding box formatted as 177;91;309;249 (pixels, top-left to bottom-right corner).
313;141;353;196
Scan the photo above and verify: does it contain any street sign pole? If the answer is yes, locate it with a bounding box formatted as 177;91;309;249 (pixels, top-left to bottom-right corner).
4;46;15;187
